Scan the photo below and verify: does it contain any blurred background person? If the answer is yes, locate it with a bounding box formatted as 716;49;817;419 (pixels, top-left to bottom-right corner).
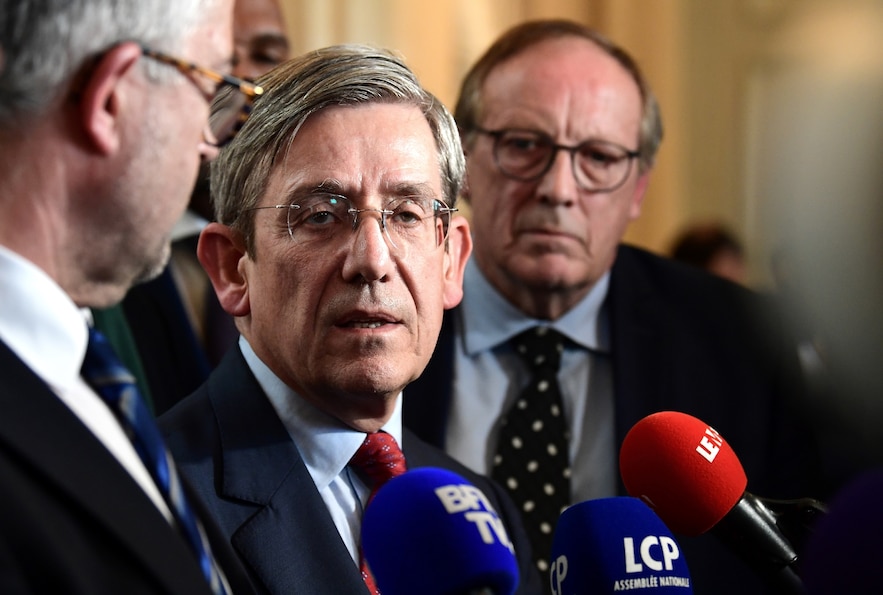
232;0;292;80
669;220;747;285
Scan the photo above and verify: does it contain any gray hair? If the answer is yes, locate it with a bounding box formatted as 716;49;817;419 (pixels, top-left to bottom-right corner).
0;0;215;128
211;44;465;255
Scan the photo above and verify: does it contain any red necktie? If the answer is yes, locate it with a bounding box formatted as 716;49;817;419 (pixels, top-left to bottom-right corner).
349;432;407;594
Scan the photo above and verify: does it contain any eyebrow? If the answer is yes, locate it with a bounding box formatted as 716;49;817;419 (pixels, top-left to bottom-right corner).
383;181;438;201
503;127;637;150
250;33;290;48
269;179;337;203
280;179;438;205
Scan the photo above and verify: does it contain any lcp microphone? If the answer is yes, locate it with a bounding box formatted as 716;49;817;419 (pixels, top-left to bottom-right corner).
361;467;519;595
549;497;692;594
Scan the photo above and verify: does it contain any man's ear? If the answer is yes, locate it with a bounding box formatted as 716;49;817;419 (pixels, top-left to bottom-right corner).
459;140;473;203
459;171;471;202
197;222;251;317
628;170;652;220
442;215;473;309
78;42;143;155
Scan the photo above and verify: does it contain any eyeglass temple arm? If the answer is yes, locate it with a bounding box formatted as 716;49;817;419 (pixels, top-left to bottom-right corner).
195;67;264;97
140;45;263;98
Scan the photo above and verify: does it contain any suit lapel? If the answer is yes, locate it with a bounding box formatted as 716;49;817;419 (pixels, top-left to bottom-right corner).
0;341;210;594
207;352;366;593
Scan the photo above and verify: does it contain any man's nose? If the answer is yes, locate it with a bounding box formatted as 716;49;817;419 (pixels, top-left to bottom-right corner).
341;210;395;282
536;149;578;206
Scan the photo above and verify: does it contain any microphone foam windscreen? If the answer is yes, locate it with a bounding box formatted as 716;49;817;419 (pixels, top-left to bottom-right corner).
362;467;519;595
619;411;747;536
550;497;693;594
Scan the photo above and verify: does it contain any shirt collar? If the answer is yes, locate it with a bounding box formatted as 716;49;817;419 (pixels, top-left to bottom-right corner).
460;258;611;354
0;245;88;391
239;338;404;491
170;209;208;242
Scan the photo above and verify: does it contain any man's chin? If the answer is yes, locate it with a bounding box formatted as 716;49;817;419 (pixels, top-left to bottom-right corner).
132;242;171;286
511;250;586;280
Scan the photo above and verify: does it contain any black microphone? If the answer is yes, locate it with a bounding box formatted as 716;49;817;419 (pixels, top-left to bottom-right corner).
619;411;826;594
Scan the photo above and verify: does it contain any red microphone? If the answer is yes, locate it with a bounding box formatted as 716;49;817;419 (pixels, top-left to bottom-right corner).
619;410;746;536
619;411;825;594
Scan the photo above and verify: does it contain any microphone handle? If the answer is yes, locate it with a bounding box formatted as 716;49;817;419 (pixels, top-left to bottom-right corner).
763;496;828;553
712;492;807;594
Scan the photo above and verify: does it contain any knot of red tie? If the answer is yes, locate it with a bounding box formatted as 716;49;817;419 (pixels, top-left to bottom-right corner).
350;432;408;495
350;432;407;594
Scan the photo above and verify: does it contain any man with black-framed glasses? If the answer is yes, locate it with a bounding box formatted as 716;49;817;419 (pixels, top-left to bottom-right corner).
404;19;825;594
0;0;255;592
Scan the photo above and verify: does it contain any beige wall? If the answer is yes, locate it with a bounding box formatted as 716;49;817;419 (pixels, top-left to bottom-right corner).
275;0;882;287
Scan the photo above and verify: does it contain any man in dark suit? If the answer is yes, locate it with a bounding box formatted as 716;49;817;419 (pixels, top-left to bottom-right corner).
403;20;824;594
0;0;256;592
159;45;542;594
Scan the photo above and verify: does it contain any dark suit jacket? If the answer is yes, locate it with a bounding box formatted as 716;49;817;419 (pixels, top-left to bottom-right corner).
405;244;824;594
0;340;254;594
123;266;213;415
159;348;543;595
123;234;240;416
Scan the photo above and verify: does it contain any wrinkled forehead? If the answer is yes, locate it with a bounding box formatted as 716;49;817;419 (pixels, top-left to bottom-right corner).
267;103;444;203
486;37;641;106
479;37;643;142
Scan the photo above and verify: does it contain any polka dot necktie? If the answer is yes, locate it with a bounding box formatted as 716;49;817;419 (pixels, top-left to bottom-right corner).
81;327;229;595
492;326;571;579
349;432;408;594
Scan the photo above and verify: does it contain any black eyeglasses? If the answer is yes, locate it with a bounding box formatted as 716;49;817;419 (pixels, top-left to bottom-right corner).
247;192;457;254
474;127;640;193
140;45;263;147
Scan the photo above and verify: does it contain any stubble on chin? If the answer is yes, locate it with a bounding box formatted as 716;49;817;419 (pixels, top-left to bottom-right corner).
133;239;172;285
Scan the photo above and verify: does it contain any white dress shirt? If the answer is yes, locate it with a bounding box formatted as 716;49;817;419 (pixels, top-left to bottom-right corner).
0;245;172;521
241;338;404;566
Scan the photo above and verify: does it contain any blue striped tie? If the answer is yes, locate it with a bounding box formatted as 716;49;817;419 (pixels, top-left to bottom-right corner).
82;327;229;595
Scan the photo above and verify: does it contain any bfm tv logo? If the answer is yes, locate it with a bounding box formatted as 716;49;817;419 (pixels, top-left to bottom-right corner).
434;484;515;553
550;535;682;594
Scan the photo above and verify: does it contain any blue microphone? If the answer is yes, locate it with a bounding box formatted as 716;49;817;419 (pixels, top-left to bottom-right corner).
549;497;693;594
361;467;519;595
